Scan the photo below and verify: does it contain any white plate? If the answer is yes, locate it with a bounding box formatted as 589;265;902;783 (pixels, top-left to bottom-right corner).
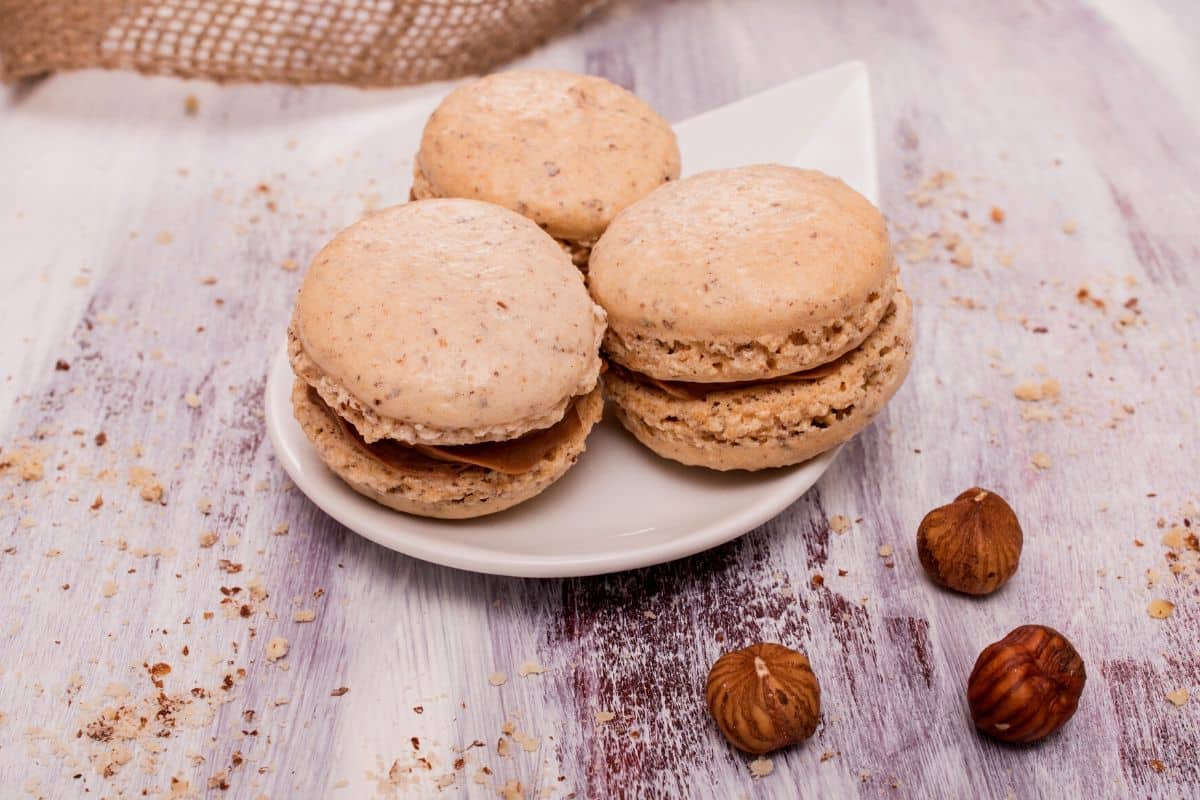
265;61;875;578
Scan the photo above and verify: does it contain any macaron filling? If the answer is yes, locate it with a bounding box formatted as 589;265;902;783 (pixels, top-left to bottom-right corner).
309;386;587;476
606;351;854;402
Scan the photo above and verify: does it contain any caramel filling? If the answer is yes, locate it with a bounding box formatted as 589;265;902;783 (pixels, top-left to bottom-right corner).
609;354;849;401
312;388;584;475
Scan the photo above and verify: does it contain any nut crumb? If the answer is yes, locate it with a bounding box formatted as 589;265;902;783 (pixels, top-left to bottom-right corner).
512;730;540;753
829;515;851;534
990;207;1005;223
101;580;119;598
184;392;202;408
950;244;973;267
1166;688;1189;707
128;466;165;503
293;610;315;623
281;258;298;272
748;757;774;778
1;445;46;481
184;94;199;115
594;710;615;724
271;522;290;536
517;660;545;677
1062;221;1077;235
198;531;218;548
877;545;894;558
488;671;507;687
1031;453;1052;470
1013;379;1060;402
1147;599;1175;619
265;637;289;661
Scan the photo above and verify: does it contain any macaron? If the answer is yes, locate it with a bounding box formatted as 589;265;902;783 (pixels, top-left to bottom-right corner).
589;164;914;471
288;199;607;518
412;69;681;270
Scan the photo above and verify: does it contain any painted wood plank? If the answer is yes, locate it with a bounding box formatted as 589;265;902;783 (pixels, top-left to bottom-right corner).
1;1;1197;797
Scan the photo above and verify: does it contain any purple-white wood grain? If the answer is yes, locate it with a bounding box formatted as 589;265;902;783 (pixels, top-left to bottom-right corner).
1;1;1198;797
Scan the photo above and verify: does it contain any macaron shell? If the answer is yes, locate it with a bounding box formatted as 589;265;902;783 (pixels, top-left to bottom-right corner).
413;168;595;270
589;165;895;381
292;381;604;519
604;288;913;471
413;69;681;243
291;199;605;445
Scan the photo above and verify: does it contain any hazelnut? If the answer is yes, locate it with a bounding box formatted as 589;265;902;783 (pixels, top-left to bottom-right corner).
967;625;1086;743
705;642;820;754
917;487;1022;595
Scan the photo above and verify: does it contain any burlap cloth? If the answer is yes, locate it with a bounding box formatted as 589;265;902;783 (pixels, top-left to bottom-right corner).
0;0;605;87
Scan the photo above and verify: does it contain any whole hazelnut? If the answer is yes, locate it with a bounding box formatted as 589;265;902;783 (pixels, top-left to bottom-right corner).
968;624;1086;743
917;487;1023;595
705;642;820;754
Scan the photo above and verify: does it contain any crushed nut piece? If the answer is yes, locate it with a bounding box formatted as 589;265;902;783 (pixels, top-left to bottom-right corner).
1147;600;1175;619
128;466;165;503
265;637;289;662
1013;379;1060;402
512;730;539;753
517;660;545;677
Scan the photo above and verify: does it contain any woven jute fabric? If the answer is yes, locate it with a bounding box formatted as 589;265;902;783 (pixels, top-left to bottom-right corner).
0;0;603;87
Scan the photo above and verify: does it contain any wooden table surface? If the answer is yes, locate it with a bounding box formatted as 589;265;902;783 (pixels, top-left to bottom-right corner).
2;1;1198;797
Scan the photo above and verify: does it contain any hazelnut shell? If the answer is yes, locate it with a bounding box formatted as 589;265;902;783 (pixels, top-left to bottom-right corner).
967;624;1086;743
705;642;820;754
917;487;1023;595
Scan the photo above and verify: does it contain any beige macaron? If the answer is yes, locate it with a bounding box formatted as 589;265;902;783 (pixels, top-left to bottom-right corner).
412;69;680;269
603;292;913;470
589;164;913;471
289;198;607;517
590;165;898;382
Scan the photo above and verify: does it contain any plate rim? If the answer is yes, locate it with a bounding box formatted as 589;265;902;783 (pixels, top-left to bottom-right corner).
265;349;840;577
265;60;871;578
